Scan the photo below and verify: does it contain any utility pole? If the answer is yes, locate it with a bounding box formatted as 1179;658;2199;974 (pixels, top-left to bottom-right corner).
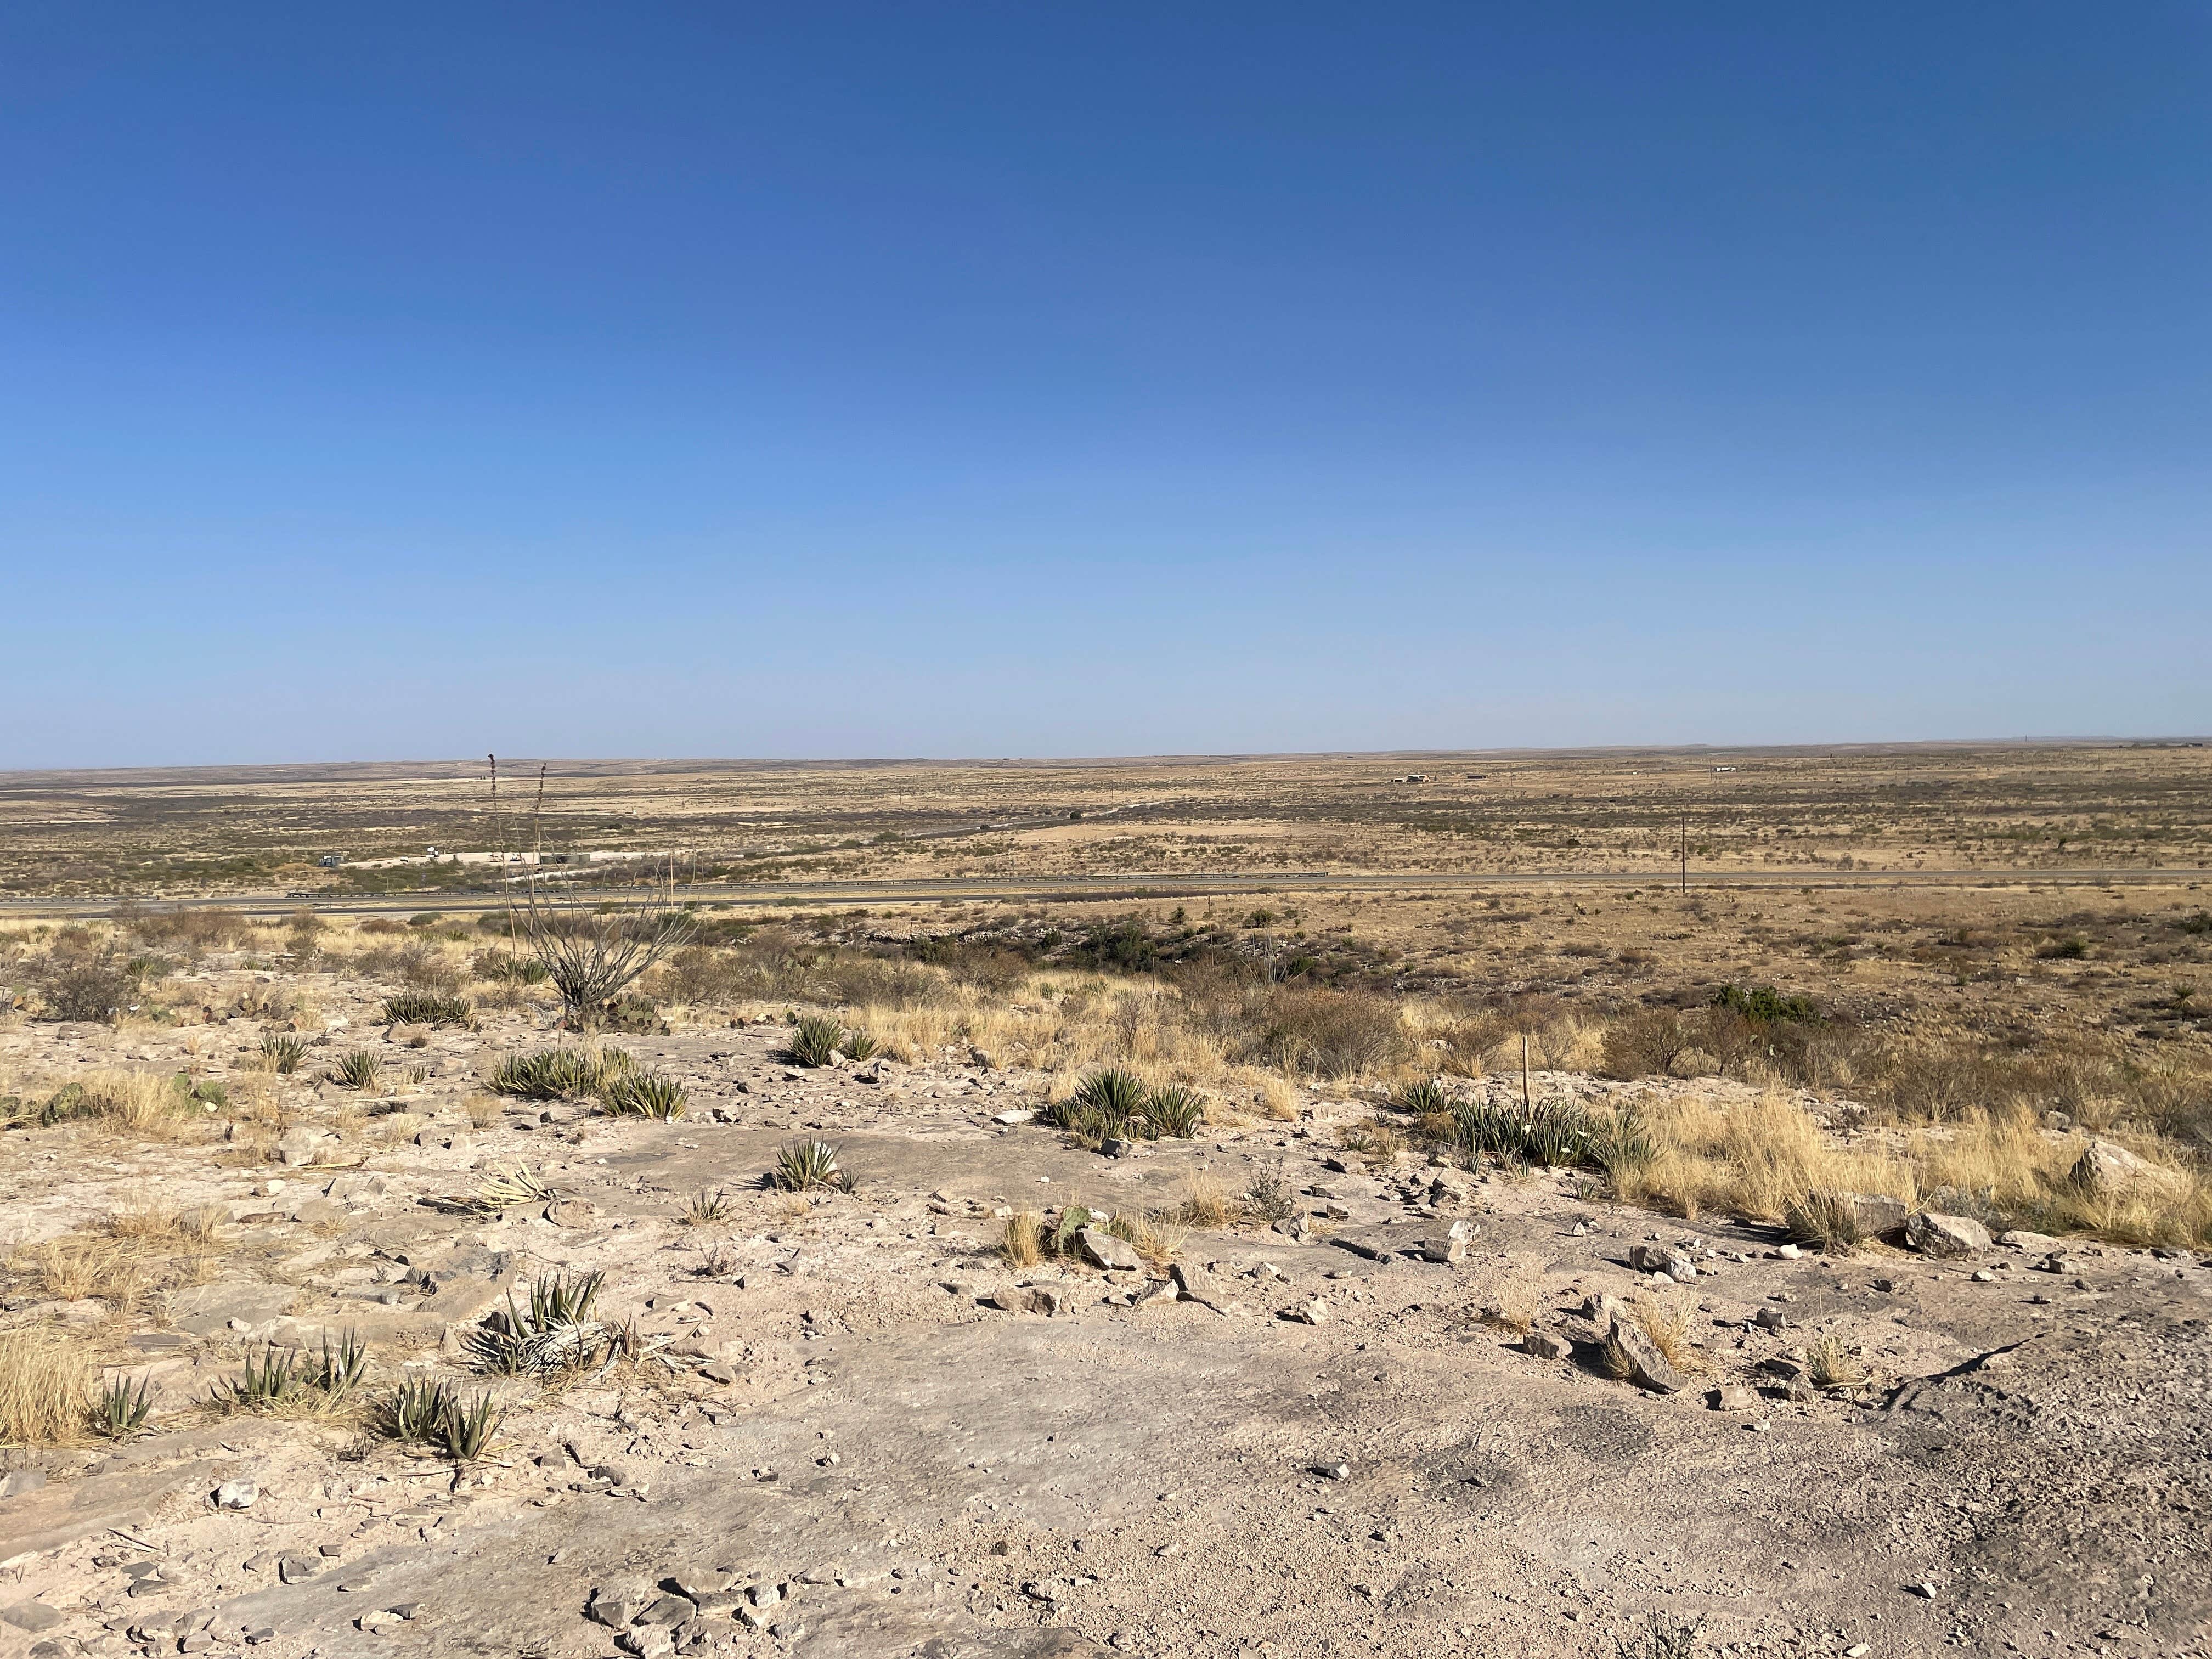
1680;816;1689;894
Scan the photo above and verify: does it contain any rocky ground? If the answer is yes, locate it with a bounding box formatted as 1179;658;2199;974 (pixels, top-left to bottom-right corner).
1;987;2208;1659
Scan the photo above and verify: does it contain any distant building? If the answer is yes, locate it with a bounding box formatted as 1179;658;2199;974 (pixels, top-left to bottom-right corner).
317;854;344;868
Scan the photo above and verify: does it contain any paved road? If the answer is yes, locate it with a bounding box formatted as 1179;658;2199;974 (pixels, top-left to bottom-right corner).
2;865;2207;918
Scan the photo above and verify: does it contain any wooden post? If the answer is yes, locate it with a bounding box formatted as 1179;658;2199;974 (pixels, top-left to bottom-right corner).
1521;1032;1531;1111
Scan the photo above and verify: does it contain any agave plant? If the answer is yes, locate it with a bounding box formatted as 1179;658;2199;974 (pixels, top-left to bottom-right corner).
786;1013;848;1068
1393;1077;1451;1115
435;1388;506;1462
308;1329;369;1400
683;1188;732;1226
91;1374;155;1438
475;1164;551;1212
770;1138;850;1193
259;1033;307;1075
331;1049;382;1090
211;1343;301;1411
382;992;474;1027
602;1069;686;1120
383;1375;451;1444
468;1271;610;1376
1139;1084;1205;1138
840;1028;880;1062
1058;1068;1149;1141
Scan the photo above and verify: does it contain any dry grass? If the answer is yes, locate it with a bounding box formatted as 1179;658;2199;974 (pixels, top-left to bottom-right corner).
1177;1173;1237;1229
1104;1208;1183;1267
78;1068;188;1137
1627;1300;1703;1375
1000;1210;1043;1269
107;1192;226;1250
15;1235;143;1306
0;1327;91;1445
1807;1334;1865;1390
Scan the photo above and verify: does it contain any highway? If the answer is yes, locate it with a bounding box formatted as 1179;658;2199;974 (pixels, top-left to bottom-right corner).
2;866;2207;919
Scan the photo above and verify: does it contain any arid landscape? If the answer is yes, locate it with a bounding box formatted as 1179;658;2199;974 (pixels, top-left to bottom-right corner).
0;743;2207;1659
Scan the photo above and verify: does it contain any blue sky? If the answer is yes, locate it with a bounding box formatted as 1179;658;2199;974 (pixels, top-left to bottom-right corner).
3;3;2207;766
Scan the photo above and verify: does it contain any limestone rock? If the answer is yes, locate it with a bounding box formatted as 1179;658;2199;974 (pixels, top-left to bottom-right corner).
986;1287;1062;1317
1606;1311;1684;1393
2070;1138;2175;1198
1520;1330;1566;1361
1073;1228;1142;1273
1905;1211;1992;1257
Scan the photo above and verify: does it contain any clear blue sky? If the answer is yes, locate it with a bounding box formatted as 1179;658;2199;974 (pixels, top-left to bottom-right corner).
3;4;2207;767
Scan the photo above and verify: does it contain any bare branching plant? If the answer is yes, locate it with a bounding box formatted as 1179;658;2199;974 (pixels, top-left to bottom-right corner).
492;758;696;1029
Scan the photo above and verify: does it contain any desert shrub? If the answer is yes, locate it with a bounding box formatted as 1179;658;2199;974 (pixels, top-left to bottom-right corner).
1251;986;1405;1078
1244;1166;1296;1222
41;958;132;1023
2038;935;2090;960
1601;1009;1696;1079
383;991;473;1027
127;908;243;954
1711;984;1816;1023
1613;1612;1707;1659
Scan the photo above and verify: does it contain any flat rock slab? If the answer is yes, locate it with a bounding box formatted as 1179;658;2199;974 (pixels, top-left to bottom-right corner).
166;1281;298;1337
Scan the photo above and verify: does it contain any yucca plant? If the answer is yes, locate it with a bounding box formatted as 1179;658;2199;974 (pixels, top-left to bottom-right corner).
489;1046;631;1101
786;1013;848;1068
382;992;474;1027
1139;1084;1205;1138
1393;1077;1450;1115
259;1033;307;1075
332;1050;382;1090
92;1374;155;1438
770;1138;850;1192
308;1329;369;1400
840;1028;880;1062
683;1188;732;1226
602;1069;686;1120
211;1344;300;1410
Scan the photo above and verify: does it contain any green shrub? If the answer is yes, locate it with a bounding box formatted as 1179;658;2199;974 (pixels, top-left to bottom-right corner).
1711;984;1816;1022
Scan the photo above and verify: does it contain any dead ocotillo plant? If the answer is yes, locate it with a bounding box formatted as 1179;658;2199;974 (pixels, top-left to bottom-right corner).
490;758;697;1029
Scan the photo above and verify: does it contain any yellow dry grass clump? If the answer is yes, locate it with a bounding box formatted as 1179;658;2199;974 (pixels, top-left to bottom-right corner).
0;1327;91;1445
